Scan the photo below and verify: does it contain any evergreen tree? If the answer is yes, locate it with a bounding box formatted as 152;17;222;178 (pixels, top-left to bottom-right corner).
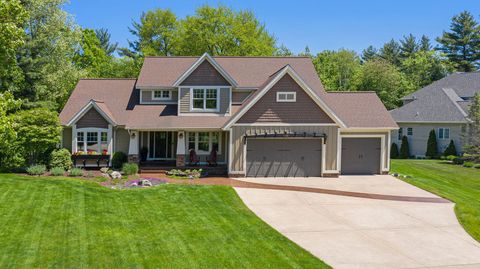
379;39;401;66
95;28;118;56
464;93;480;160
400;34;419;59
275;44;293;56
443;140;457;156
399;136;410;159
361;45;378;62
419;35;432;51
425;129;438;158
390;143;399;159
436;11;480;72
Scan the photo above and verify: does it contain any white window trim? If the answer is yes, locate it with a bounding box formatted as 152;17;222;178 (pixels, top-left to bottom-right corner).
438;128;450;140
189;87;220;112
276;91;296;102
407;127;413;136
152;90;172;101
186;131;222;155
75;127;110;154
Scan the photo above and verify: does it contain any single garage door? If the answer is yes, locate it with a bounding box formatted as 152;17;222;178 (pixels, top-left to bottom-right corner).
341;137;381;175
246;138;322;177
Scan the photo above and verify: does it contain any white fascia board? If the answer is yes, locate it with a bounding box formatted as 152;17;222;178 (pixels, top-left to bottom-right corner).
223;65;345;130
172;53;238;87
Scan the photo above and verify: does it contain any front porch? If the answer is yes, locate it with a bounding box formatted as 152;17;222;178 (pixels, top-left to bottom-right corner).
128;130;229;173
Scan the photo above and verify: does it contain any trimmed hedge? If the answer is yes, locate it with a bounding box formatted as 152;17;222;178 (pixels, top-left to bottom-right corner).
112;152;128;169
50;148;72;170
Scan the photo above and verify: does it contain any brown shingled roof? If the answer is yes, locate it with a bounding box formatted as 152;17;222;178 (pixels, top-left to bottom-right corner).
60;57;396;130
324;92;398;128
59;79;136;126
137;56;325;92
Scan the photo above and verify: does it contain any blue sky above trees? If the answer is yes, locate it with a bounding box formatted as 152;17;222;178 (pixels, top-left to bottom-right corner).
65;0;479;54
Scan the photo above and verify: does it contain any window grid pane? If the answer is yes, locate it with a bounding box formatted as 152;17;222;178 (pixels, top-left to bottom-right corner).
198;132;209;152
212;132;219;151
162;91;170;98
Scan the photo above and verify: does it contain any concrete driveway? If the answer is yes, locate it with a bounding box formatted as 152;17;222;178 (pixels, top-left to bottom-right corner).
235;175;480;269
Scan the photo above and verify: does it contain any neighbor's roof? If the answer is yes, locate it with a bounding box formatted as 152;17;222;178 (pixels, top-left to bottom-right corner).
391;72;480;123
61;56;397;129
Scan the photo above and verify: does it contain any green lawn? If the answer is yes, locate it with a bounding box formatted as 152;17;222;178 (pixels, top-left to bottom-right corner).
391;159;480;242
0;174;328;269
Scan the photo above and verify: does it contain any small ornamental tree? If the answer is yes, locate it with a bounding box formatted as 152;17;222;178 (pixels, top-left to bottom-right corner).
390;143;399;159
443;140;457;156
12;108;62;166
399;136;410;159
425;129;438;158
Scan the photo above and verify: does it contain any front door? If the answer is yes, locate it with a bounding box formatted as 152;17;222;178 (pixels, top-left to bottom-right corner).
148;131;175;160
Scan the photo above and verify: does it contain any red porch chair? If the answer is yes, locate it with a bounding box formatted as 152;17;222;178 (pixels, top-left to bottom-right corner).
189;149;200;166
207;148;218;167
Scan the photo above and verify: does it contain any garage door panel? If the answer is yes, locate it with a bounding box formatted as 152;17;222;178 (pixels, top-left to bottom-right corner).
246;139;322;177
341;138;381;175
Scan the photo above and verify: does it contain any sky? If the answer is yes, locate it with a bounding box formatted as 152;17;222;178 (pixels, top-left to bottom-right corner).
64;0;480;54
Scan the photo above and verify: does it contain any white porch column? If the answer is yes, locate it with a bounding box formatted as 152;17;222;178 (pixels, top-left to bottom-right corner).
108;124;113;156
72;124;77;153
176;131;186;167
128;130;139;163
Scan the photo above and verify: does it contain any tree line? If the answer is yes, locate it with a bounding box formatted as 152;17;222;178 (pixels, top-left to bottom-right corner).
1;0;480;169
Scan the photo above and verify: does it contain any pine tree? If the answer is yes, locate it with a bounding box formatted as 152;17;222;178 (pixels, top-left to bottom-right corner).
419;35;432;51
380;39;401;66
465;93;480;160
436;11;480;72
400;34;418;59
443;140;457;156
425;129;438;158
390;143;399;159
399;136;410;159
361;45;378;62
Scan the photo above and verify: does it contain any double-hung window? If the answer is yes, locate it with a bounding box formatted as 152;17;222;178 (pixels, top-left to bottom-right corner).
438;128;450;140
192;88;219;111
153;90;171;100
398;128;403;140
186;132;222;154
407;127;413;136
76;129;109;153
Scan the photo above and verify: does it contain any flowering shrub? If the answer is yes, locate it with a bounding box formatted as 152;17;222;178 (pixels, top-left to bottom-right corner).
167;169;203;179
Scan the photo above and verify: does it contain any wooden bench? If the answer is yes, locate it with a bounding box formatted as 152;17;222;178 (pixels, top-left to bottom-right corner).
72;155;110;168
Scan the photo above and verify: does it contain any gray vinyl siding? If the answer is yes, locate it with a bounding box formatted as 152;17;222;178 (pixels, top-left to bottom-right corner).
340;131;390;172
115;127;130;154
141;89;178;103
230;126;339;173
237;74;334;123
179;87;230;115
232;91;253;103
180;61;231;86
391;123;466;157
62;127;72;153
76;108;109;128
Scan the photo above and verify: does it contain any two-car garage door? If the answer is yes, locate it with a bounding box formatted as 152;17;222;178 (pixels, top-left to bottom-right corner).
246;139;322;177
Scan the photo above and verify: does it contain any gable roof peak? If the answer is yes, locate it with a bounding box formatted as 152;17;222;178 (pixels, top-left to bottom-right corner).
172;52;238;87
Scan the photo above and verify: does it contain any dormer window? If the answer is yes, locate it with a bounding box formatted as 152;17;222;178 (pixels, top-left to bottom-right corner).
153;90;171;100
191;87;219;112
276;92;296;102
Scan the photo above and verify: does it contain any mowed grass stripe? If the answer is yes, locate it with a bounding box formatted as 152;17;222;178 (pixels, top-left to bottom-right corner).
391;159;480;242
0;174;331;268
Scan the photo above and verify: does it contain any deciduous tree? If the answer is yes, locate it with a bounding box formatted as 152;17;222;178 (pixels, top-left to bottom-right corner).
313;49;361;91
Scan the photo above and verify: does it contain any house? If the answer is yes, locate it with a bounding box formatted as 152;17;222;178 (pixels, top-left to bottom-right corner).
390;72;479;157
59;53;397;177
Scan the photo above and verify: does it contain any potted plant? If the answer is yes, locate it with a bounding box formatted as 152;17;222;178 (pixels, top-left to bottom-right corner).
140;147;148;162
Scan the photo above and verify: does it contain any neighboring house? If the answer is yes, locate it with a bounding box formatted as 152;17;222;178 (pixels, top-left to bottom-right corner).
390;72;480;157
59;53;397;177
